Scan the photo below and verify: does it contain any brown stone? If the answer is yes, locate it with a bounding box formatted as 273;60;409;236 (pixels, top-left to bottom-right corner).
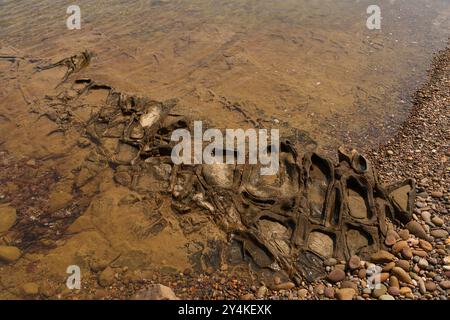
406;221;428;239
336;288;355;300
324;287;335;299
387;286;400;296
272;282;296;291
401;247;413;260
395;260;410;271
398;229;410;240
389;276;400;288
371;250;396;263
391;267;412;284
327;269;346;283
382;262;396;272
348;255;361;270
392;241;409;254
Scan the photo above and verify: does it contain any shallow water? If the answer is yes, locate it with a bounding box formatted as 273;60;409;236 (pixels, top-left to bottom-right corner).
1;0;449;152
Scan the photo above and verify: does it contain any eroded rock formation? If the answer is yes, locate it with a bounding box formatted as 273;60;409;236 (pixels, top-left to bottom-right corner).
31;52;416;282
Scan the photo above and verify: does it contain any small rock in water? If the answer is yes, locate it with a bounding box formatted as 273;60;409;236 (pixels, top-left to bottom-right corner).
0;246;21;264
0;206;17;233
22;283;40;296
379;294;395;300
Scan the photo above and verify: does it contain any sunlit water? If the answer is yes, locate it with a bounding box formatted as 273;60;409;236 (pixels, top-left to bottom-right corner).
1;0;449;152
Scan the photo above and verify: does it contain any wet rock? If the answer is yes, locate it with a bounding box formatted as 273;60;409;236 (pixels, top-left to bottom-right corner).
431;229;448;239
98;267;115;287
371;250;395;263
406;221;428;239
48;190;73;212
327;269;345;283
0;206;16;233
133;284;179;300
114;171;132;187
336;288;355;300
391;267;412;284
0;246;21;264
22;282;40;296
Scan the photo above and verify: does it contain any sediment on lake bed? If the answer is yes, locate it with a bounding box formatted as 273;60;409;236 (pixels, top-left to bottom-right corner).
0;43;448;300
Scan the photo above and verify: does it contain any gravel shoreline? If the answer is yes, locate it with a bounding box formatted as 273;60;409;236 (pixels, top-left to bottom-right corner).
127;45;449;301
